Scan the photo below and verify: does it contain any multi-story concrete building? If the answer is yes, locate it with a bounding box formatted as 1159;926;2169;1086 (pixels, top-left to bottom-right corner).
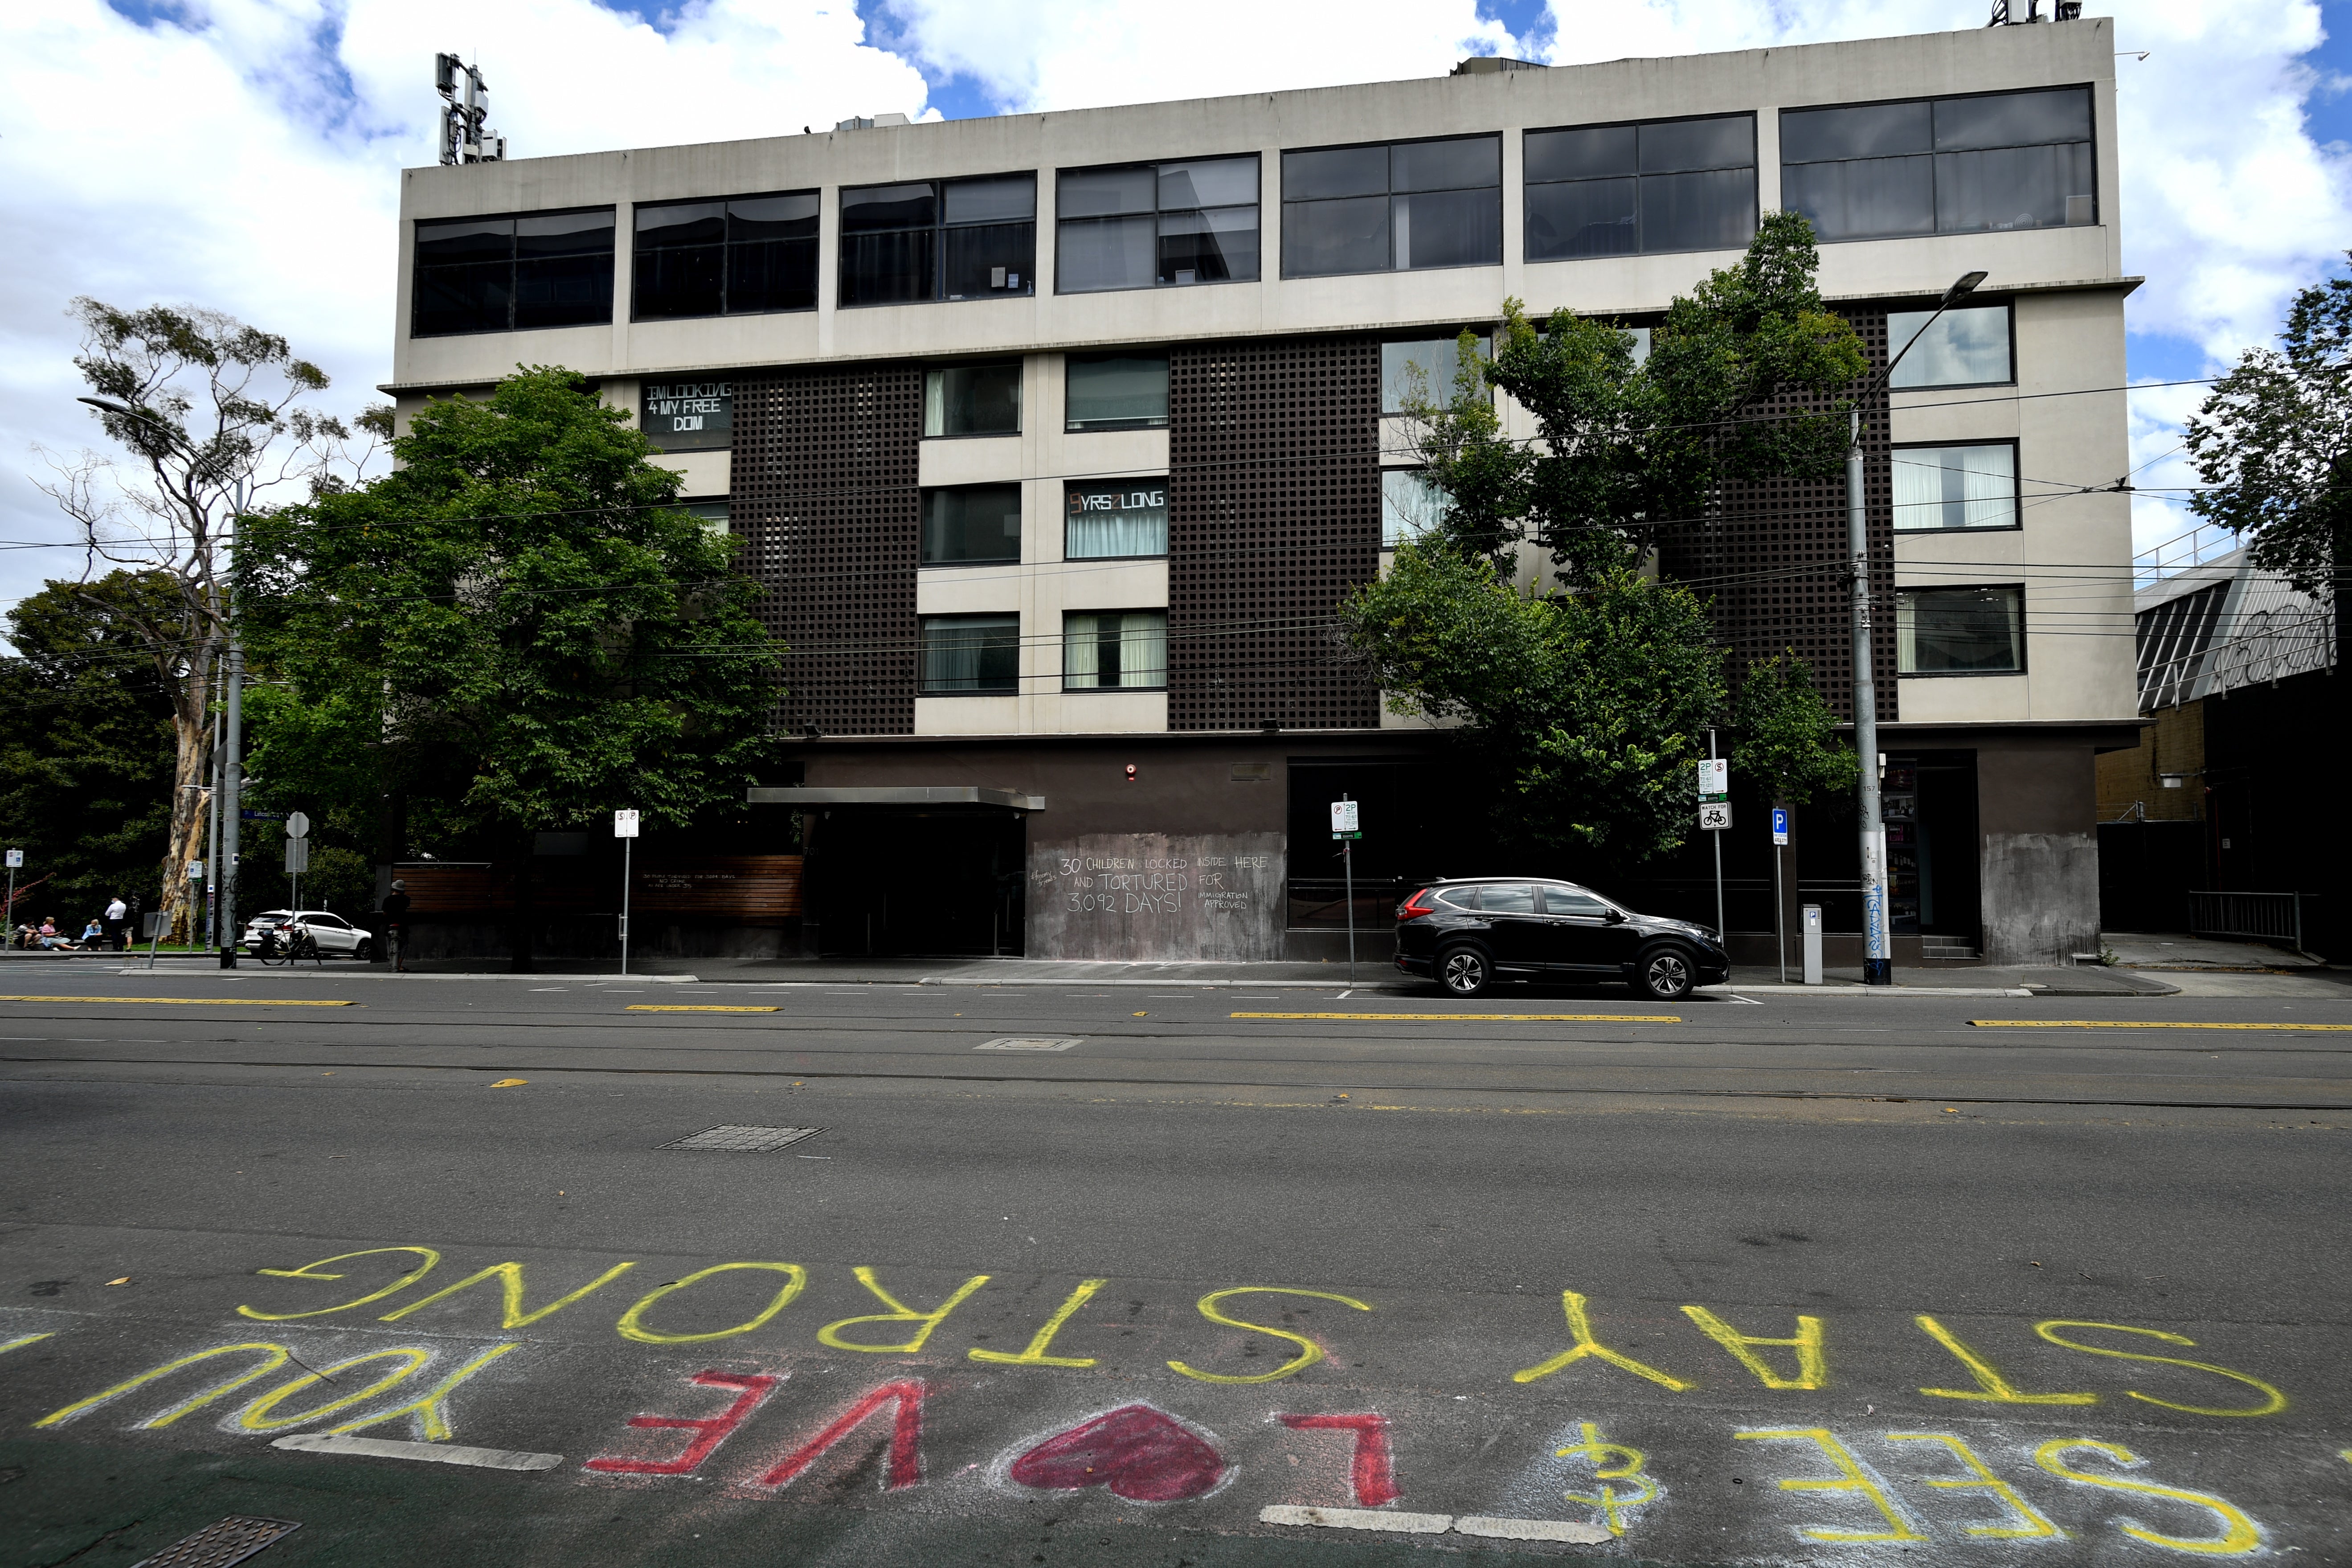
387;17;2139;966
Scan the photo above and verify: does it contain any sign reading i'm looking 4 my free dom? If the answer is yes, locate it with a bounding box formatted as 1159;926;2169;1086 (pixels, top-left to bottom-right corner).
640;381;732;451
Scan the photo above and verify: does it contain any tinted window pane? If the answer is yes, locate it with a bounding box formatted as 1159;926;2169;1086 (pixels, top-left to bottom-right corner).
413;261;511;335
926;363;1023;437
1480;884;1538;913
1888;304;2011;388
942;221;1034;297
1060;166;1157;218
1526;177;1636;260
1382;339;1487;413
727;193;818;241
513;254;613;328
841;229;933;304
1381;467;1448;546
1781;100;1932;162
1396;188;1500;269
922;485;1023;564
515;210;614;256
1638;115;1753;174
1066;356;1169;431
1058;214;1156;293
1893;444;2017;531
1159;156;1256;209
1542;888;1610;917
1897;586;2023;674
633;244;724;319
1284;195;1388;275
1065;482;1169;557
1064;611;1166;689
416;217;513;264
1283;144;1389;200
945;176;1035;225
1158;206;1258;283
728;237;818;313
921;614;1021;693
1391;135;1500;192
1640;166;1755;252
1936;143;2093;232
1525;125;1635;183
1933;86;2091;151
841;182;935;232
636;202;725;247
1782;154;1934;241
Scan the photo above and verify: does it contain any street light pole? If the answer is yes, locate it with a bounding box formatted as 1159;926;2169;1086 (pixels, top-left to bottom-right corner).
77;395;250;967
1848;270;1985;987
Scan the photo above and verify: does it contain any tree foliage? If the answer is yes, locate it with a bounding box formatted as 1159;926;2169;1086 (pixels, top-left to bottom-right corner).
0;573;180;925
2185;263;2352;598
239;367;785;846
1730;651;1860;807
1405;211;1866;584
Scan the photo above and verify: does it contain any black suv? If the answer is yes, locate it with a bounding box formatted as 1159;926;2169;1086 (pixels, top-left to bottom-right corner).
1394;877;1730;1000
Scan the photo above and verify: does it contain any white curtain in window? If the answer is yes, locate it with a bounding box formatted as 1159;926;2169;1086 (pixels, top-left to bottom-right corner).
1892;444;2015;531
1065;484;1167;558
1064;612;1168;689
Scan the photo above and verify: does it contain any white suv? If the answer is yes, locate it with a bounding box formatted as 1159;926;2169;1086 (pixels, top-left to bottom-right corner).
240;909;372;958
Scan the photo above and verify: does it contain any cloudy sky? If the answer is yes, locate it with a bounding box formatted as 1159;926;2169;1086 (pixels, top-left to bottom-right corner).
2;0;2347;626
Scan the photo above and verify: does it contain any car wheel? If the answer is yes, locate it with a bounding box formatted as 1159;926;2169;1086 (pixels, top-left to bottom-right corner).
1438;945;1491;999
1638;945;1694;1002
353;939;372;962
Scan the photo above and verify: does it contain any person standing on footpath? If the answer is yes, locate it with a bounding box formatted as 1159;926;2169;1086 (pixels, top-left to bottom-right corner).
381;879;411;972
103;894;127;951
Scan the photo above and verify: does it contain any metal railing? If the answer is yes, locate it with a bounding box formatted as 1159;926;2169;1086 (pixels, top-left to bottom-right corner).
2135;522;2241;589
2186;891;2315;951
2140;600;2335;710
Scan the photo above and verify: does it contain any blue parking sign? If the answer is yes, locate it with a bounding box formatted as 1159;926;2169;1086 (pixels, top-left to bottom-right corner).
1771;807;1790;846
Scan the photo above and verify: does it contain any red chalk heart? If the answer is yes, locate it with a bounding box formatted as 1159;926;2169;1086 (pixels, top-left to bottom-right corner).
1008;1404;1226;1502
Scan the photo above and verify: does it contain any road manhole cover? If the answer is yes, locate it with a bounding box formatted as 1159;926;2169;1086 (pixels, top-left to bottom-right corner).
975;1037;1084;1052
659;1126;824;1152
133;1517;301;1568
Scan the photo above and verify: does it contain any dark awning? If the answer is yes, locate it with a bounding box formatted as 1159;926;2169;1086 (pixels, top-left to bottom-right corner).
746;786;1045;811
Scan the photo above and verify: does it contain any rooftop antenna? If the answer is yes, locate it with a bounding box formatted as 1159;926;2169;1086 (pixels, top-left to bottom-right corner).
435;53;504;164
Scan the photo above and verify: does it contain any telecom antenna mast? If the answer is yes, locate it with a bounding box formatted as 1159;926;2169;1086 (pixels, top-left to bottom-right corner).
435;54;504;164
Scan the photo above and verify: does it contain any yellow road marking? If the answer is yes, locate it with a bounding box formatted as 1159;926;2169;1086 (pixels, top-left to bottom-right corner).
1969;1019;2352;1031
0;995;356;1007
625;1004;781;1013
1232;1012;1679;1023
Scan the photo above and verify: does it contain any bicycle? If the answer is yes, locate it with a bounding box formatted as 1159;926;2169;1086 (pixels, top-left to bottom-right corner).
254;921;324;967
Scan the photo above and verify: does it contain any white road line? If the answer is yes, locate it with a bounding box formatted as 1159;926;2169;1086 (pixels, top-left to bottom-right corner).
271;1434;561;1470
1257;1506;1453;1534
1452;1516;1612;1543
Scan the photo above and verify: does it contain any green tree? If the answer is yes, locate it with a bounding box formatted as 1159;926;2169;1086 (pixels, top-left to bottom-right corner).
239;367;787;965
1404;211;1866;583
1730;651;1860;807
0;573;181;929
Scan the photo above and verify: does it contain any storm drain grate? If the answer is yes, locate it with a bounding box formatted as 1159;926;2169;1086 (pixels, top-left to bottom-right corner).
132;1517;300;1568
975;1037;1084;1052
659;1125;824;1152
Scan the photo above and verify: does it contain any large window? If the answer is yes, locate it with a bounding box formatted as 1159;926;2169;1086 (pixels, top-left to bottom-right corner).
1066;355;1169;431
1064;612;1168;691
1888;304;2012;389
1381;469;1448;548
1893;444;2017;532
840;175;1035;306
1897;585;2024;674
1524;115;1755;260
921;485;1023;565
1381;337;1489;414
1065;481;1167;559
1781;87;2094;243
1281;136;1501;278
920;614;1021;693
633;191;817;320
1058;157;1259;293
924;363;1022;437
413;209;614;336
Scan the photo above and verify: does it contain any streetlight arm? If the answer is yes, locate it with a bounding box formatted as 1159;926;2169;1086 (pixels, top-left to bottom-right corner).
1876;271;1991;391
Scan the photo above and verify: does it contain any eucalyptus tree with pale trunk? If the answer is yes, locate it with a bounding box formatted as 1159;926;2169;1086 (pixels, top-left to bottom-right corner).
34;299;388;941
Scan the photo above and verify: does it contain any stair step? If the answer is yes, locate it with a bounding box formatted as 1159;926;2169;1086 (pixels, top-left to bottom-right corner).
1922;944;1980;959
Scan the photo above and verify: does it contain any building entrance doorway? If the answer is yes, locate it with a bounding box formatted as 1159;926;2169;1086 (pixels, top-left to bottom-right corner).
1884;751;1981;943
805;809;1027;957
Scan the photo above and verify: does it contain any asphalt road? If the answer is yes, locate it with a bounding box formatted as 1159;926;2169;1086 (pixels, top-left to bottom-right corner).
2;971;2347;1567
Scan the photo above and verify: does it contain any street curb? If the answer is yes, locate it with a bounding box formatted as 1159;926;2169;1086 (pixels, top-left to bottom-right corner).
912;976;1422;989
1710;985;2034;998
109;968;701;983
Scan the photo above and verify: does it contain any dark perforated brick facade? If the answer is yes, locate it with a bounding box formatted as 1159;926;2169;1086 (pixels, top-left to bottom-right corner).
1167;337;1383;731
1657;308;1898;724
732;366;922;736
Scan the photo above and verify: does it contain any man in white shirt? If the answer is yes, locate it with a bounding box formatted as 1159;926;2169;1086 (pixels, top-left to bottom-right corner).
103;896;128;951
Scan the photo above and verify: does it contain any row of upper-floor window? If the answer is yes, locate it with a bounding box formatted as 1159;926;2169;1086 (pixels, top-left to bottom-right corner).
411;85;2094;336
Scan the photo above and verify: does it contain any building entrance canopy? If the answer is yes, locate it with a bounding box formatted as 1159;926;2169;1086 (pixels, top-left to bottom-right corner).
747;785;1046;811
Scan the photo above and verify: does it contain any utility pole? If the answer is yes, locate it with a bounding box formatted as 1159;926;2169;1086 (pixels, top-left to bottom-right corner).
1848;269;1985;986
